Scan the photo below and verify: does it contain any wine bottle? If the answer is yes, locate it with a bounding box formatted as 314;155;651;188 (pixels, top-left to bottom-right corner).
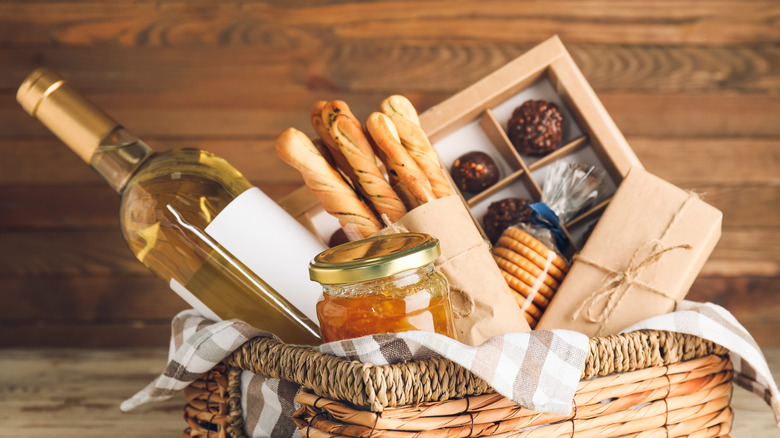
17;68;323;345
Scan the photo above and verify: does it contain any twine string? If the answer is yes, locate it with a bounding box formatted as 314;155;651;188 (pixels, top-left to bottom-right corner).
571;192;699;326
381;214;409;234
380;213;489;267
572;242;692;323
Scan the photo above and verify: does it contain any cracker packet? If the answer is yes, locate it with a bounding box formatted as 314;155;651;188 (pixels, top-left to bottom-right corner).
492;161;605;327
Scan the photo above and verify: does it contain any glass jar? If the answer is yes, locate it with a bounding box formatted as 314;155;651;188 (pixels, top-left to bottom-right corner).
309;233;456;343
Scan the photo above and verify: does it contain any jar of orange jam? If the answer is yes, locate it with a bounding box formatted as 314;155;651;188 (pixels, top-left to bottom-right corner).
309;233;456;343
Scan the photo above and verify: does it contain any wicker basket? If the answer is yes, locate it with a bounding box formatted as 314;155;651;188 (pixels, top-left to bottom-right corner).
183;330;733;438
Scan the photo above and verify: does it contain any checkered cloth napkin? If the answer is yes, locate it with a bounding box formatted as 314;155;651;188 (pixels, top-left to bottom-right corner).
121;301;780;438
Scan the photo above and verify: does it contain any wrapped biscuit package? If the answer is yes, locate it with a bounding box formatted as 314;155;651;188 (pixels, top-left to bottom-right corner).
492;161;606;327
493;227;568;328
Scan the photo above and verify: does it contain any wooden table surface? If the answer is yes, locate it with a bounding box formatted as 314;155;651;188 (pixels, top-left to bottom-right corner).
0;347;778;436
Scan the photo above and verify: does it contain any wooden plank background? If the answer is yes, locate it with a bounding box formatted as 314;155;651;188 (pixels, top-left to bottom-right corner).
0;0;778;349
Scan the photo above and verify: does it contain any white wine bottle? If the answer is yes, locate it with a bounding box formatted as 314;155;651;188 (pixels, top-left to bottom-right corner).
17;68;323;345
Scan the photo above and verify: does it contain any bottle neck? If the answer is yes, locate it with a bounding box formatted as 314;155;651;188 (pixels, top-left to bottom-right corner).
90;127;153;193
16;68;153;193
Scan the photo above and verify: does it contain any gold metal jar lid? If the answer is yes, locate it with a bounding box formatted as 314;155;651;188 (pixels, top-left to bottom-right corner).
309;233;441;285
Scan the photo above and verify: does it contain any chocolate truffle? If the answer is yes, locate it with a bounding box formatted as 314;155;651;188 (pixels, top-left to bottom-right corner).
482;197;533;243
507;100;563;156
450;151;500;194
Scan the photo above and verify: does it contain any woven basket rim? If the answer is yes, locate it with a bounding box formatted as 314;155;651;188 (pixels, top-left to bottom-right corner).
224;329;728;413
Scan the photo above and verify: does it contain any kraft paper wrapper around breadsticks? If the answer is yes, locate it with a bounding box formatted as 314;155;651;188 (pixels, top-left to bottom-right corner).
375;195;531;345
536;167;722;337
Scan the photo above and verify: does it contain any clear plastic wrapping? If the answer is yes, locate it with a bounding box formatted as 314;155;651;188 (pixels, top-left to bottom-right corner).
492;161;605;328
542;161;605;224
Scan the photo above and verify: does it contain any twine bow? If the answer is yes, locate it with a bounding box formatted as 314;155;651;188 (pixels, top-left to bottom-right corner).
572;240;692;324
571;191;701;327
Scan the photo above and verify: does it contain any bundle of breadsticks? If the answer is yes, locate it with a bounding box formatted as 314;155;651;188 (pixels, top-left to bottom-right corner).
276;95;454;241
276;95;531;346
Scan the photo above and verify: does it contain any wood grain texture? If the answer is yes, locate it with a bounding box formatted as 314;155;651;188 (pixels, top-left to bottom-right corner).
3;93;779;139
3;44;780;93
0;276;178;322
0;349;184;435
0;347;777;436
1;1;779;46
0;0;777;348
0;325;173;348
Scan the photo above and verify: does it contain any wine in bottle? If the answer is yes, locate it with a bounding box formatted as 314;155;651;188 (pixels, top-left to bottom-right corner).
17;68;324;345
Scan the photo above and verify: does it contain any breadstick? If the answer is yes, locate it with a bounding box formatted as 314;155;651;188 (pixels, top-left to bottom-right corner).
310;101;336;151
369;141;425;209
310;101;359;187
320;99;388;173
381;95;455;198
372;142;399;187
330;114;407;222
310;138;337;171
322;100;360;130
275;127;382;239
366;112;435;205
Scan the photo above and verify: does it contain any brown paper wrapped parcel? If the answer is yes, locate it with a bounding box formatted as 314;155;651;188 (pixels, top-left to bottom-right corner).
378;195;530;345
536;168;722;337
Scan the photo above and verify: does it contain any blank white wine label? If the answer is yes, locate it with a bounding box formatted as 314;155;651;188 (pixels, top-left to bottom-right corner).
170;278;222;322
205;187;326;325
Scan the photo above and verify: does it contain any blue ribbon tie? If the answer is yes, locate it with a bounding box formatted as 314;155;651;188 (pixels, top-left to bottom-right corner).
529;202;570;250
